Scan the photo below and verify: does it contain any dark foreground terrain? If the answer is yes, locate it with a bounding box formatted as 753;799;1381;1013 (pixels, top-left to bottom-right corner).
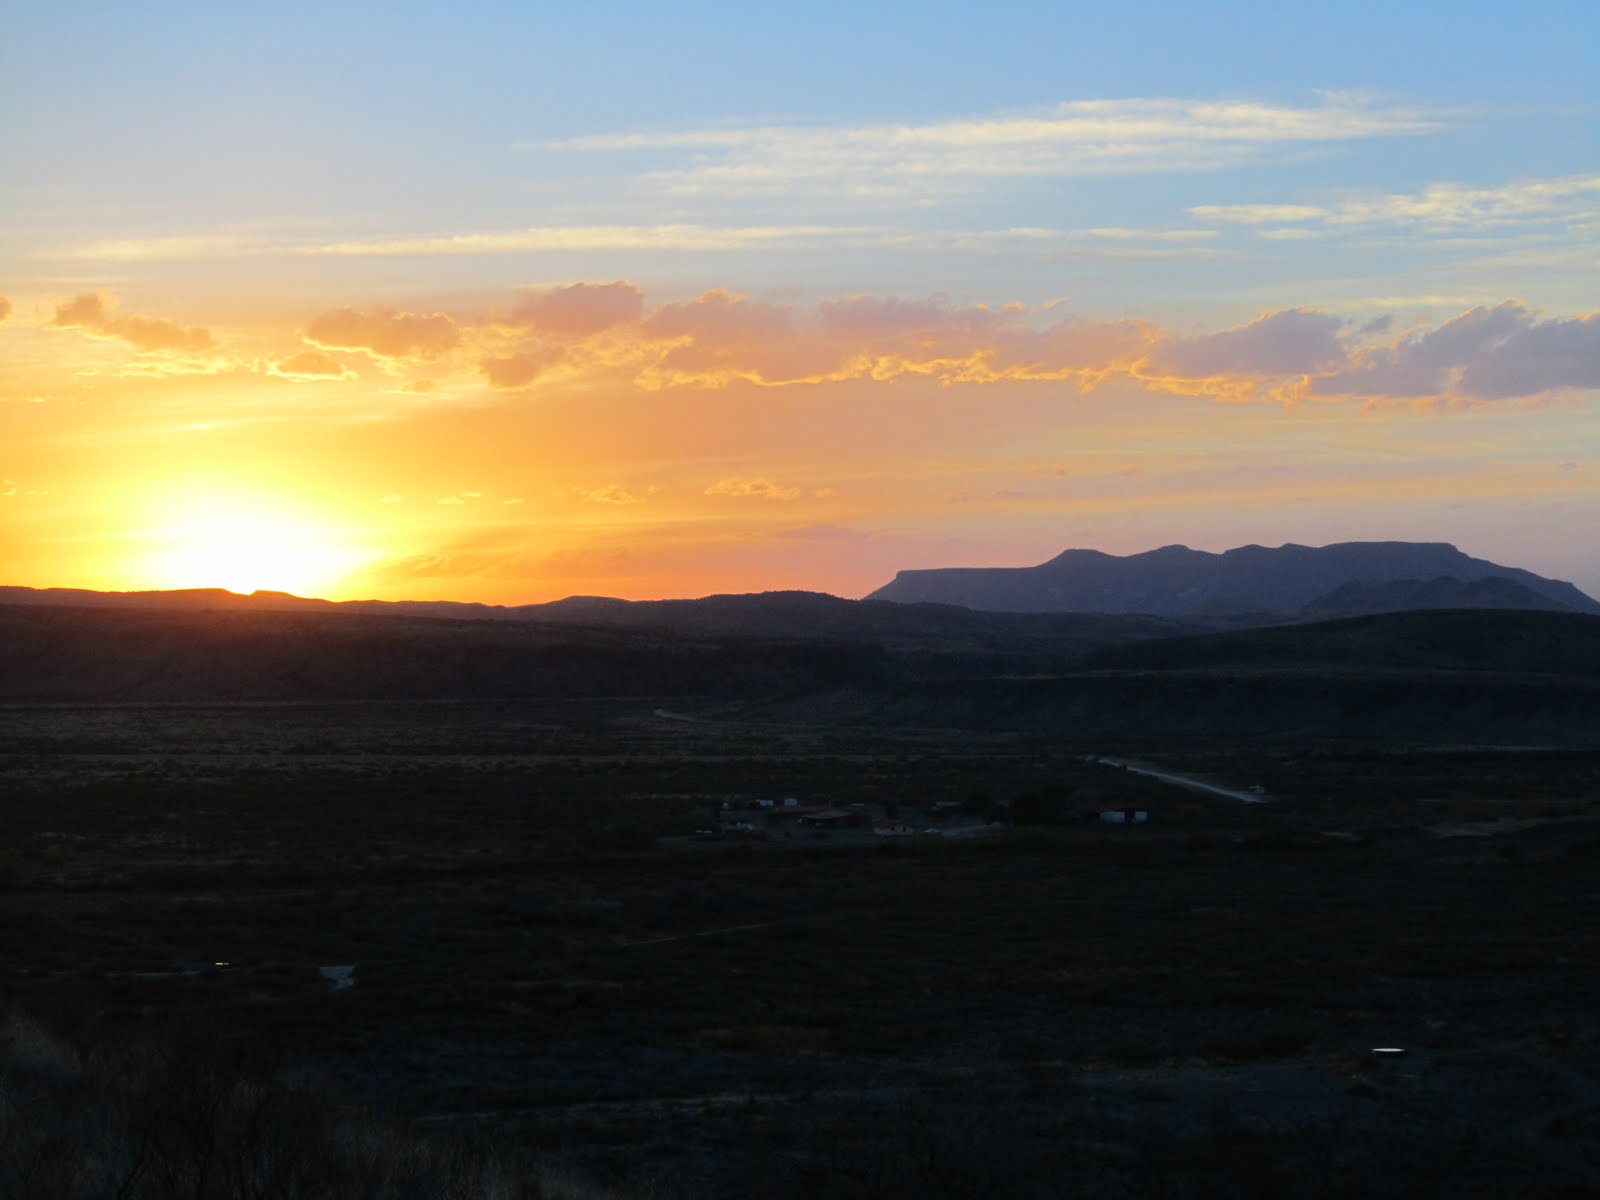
4;688;1600;1197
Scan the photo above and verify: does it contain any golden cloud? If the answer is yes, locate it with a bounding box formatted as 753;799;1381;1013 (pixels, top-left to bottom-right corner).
641;290;806;383
306;307;459;360
576;485;647;505
269;349;351;380
510;281;644;336
480;347;567;390
705;477;802;501
50;292;213;353
265;284;1596;410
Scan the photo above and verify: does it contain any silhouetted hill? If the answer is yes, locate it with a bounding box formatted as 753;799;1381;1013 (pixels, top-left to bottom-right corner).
0;586;326;612
6;601;1600;745
1299;575;1575;619
0;604;891;702
865;541;1600;616
0;588;1231;686
761;610;1600;746
0;597;1222;703
1079;608;1600;675
0;585;1209;639
517;590;1217;648
775;667;1600;745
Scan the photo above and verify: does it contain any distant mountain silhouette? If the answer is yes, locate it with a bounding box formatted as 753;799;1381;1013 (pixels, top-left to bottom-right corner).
9;543;1596;629
866;542;1600;617
1299;575;1575;619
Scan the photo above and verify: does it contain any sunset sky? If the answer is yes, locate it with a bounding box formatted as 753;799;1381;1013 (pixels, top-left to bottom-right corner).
3;1;1597;603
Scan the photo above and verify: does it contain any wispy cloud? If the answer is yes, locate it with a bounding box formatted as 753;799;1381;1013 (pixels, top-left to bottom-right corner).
50;224;886;263
705;477;803;501
1188;204;1332;225
51;171;1588;273
1332;174;1600;229
50;222;1233;265
303;225;876;257
299;222;1231;262
542;95;1442;198
1192;172;1600;234
576;484;649;505
57;234;274;263
1078;228;1218;242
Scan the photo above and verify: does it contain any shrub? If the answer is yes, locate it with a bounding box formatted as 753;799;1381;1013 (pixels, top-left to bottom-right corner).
0;1007;629;1200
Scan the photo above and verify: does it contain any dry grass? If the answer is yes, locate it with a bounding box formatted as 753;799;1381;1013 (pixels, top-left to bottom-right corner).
4;703;1600;1196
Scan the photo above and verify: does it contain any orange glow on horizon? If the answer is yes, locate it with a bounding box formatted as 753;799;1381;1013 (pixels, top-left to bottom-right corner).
126;490;373;598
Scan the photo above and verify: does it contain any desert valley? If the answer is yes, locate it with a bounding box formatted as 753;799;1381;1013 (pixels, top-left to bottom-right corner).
4;541;1600;1197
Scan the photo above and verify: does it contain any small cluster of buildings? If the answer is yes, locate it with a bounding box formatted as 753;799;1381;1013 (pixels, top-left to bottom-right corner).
699;797;948;840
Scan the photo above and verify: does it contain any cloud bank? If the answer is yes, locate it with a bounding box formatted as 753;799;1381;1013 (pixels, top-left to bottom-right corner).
1310;303;1600;401
462;285;1599;406
37;279;1599;411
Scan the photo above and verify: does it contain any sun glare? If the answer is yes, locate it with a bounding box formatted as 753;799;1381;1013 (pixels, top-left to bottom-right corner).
134;493;368;599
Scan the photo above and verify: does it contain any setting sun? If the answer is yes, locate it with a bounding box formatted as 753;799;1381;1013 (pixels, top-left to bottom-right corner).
132;493;369;598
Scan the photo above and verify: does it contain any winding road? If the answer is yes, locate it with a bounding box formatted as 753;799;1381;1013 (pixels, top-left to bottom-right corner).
1094;757;1269;804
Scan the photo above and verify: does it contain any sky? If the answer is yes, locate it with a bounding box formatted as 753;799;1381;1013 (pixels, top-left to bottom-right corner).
2;0;1597;603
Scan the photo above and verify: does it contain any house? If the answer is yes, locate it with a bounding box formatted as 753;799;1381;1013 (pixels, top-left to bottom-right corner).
1095;806;1149;825
873;819;916;836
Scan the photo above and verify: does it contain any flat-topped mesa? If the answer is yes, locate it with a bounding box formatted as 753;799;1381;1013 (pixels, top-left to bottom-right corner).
865;540;1600;617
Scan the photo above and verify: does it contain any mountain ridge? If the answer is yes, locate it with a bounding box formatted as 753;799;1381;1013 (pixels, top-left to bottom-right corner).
4;541;1595;625
865;540;1600;616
